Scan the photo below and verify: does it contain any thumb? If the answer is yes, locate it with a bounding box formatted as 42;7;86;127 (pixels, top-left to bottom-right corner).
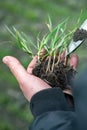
2;56;28;85
2;56;51;101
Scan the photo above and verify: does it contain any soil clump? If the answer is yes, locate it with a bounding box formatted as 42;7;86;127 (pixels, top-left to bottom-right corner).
32;59;76;90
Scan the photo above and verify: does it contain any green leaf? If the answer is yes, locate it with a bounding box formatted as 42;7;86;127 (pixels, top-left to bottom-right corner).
46;16;52;32
21;32;37;49
7;27;34;57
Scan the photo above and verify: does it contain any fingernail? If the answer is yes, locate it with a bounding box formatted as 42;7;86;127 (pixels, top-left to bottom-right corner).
33;55;38;60
2;56;9;64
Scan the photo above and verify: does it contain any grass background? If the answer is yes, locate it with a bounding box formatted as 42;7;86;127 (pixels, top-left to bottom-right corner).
0;0;87;130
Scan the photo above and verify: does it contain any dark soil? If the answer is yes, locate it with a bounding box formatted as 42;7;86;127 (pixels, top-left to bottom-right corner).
73;28;87;42
32;59;76;90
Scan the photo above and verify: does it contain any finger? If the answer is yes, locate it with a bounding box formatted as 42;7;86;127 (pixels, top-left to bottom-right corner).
63;89;72;96
70;54;79;70
39;48;46;58
27;48;46;74
2;56;28;84
27;56;38;74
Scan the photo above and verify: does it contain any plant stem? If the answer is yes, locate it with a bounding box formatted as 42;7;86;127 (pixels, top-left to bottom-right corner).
46;56;51;73
64;55;70;66
51;55;56;72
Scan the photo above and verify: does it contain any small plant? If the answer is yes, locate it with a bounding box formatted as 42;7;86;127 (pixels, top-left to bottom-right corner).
6;18;78;90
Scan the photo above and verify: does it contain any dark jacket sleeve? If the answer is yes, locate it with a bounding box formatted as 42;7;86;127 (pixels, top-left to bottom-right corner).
29;87;76;130
72;68;87;130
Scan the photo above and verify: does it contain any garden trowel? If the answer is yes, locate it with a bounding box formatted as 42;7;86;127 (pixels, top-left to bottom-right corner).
67;19;87;55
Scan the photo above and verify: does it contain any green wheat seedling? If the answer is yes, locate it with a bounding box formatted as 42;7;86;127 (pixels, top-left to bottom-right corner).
6;18;76;72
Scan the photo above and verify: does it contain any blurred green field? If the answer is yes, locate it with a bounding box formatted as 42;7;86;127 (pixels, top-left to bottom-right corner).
0;0;87;130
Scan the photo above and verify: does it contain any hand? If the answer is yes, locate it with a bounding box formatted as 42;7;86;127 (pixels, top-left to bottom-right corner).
2;54;78;101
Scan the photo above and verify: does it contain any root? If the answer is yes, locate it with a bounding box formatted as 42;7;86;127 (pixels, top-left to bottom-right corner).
46;56;51;73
